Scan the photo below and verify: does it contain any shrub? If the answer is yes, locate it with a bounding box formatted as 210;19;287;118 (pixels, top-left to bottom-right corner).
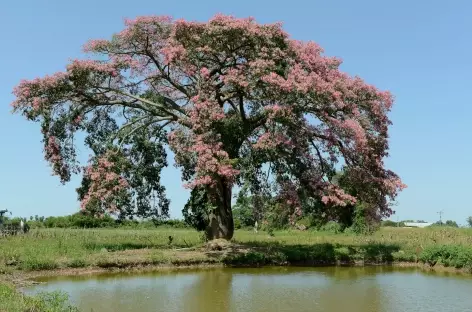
419;245;472;268
0;284;77;312
382;220;397;227
20;257;58;271
321;221;342;233
68;258;87;268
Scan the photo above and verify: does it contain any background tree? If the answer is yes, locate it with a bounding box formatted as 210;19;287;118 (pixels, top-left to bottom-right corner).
232;188;256;229
182;186;209;232
467;216;472;228
433;220;458;227
12;14;405;240
381;220;405;227
445;220;459;228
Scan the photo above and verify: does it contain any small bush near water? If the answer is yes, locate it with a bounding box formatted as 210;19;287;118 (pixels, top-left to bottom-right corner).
419;245;472;269
0;283;77;312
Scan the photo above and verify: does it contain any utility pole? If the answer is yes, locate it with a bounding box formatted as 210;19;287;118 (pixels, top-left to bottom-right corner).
437;210;444;224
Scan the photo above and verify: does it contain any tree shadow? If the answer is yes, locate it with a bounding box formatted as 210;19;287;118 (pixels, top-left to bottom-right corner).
216;240;401;267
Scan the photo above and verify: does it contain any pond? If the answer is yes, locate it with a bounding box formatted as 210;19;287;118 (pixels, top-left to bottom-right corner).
25;266;472;312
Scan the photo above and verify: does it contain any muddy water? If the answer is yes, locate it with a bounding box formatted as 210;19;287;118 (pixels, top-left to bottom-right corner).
25;266;472;311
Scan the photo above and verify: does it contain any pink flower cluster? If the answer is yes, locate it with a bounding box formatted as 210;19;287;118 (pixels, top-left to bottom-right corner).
221;67;250;88
264;104;293;120
11;73;69;111
83;39;109;53
382;176;408;196
123;15;173;28
328;118;368;150
253;132;294;150
44;136;67;179
208;14;287;38
321;184;357;207
179;93;240;187
161;44;186;64
189;95;225;130
277;182;303;225
81;151;129;212
186;136;239;188
67;59;119;77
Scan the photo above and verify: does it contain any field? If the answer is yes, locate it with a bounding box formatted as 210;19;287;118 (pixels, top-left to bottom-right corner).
1;226;472;273
2;226;472;311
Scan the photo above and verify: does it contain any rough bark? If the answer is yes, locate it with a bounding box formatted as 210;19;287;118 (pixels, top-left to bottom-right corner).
205;178;234;240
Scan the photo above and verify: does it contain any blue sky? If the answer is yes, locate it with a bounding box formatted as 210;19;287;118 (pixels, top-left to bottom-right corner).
0;0;470;224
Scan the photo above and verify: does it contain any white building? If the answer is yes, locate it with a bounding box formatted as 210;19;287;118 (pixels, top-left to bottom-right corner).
403;222;432;228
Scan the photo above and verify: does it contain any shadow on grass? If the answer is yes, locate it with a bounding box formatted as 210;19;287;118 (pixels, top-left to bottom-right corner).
83;241;189;252
83;242;150;251
220;241;402;267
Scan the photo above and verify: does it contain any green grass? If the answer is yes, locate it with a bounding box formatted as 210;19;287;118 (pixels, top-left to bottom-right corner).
1;227;472;273
0;283;77;312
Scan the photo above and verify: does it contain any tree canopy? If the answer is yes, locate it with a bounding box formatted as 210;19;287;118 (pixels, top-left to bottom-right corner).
12;14;405;239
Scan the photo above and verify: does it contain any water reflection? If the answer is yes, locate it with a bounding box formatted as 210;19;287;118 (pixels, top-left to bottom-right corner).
26;267;472;312
183;269;233;311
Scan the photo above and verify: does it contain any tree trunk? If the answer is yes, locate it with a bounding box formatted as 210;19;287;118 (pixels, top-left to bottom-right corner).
205;178;234;240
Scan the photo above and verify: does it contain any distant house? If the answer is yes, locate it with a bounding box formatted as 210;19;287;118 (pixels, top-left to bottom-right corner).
403;222;432;228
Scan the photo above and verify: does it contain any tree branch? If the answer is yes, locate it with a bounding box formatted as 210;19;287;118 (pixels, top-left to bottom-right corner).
238;94;247;122
310;140;329;180
144;50;191;98
118;117;173;146
100;88;181;119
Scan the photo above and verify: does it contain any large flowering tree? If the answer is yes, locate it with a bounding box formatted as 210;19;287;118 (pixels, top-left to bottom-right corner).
12;15;405;239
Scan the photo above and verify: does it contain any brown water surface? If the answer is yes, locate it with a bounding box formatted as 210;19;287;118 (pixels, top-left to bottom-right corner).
25;266;472;311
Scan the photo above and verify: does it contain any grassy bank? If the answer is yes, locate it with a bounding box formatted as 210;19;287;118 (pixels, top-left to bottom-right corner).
1;227;472;274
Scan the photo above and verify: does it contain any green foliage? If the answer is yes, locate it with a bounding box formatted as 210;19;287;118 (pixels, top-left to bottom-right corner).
296;217;312;229
0;283;77;312
381;220;405;227
445;220;459;228
263;203;290;230
24;213;189;230
349;203;378;234
77;120;171;222
223;251;287;266
20;257;59;271
149;251;167;264
320;221;342;234
300;171;387;233
233;218;242;230
43;213;115;228
467;216;472;227
431;220;459;228
68;258;87;268
232;191;256;229
153;219;188;228
419;245;472;269
182;186;209;232
382;220;396;227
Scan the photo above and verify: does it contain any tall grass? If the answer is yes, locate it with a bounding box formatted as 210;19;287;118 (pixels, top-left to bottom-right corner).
0;228;202;270
1;227;472;271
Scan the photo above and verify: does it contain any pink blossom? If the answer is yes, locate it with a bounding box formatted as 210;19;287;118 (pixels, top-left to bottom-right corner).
83;39;109;52
200;67;210;79
80;151;129;213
